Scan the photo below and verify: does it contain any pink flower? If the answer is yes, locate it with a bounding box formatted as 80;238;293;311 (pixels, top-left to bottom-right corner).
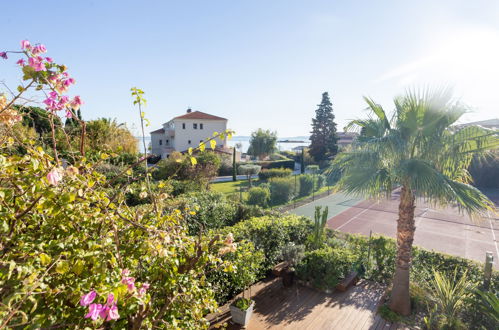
45;57;53;63
80;291;97;306
28;56;45;71
65;110;73;118
100;304;120;321
0;52;7;59
121;269;130;276
16;59;25;66
20;40;30;50
49;91;58;98
85;303;103;321
106;293;115;305
70;96;83;110
47;168;63;186
32;44;47;55
122;276;135;291
138;282;150;296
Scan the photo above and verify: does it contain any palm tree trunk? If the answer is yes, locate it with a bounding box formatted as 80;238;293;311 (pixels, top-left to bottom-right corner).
389;185;416;316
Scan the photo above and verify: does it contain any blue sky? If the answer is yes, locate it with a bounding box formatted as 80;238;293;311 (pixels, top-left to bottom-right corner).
2;0;499;136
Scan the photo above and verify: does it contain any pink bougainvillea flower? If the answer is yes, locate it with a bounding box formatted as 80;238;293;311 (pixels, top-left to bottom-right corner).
65;110;73;118
16;59;25;66
85;303;104;321
28;56;45;71
32;44;47;55
47;168;63;186
0;52;7;59
138;282;150;296
122;276;136;291
20;40;31;50
80;290;97;306
100;304;120;321
69;96;83;110
106;304;119;321
106;293;115;305
45;57;53;63
121;269;130;276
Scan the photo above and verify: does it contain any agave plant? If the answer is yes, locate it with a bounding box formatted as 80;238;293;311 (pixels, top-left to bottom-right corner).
329;88;498;315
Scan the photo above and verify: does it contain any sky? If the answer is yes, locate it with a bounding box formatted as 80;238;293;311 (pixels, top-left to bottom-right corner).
2;0;499;137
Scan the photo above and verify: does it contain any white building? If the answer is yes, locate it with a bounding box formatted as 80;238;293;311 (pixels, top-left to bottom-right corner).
150;109;229;159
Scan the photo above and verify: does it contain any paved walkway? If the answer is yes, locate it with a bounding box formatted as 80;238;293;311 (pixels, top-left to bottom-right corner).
290;191;499;265
209;278;409;329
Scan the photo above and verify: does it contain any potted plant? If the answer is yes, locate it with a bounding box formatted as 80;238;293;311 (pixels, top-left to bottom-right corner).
280;242;305;287
229;237;258;327
230;296;255;326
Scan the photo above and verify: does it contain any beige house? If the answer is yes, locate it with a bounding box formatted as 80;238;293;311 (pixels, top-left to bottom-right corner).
150;109;229;159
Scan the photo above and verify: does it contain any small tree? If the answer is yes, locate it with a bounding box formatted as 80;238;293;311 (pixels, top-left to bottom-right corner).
238;164;261;187
232;147;237;181
247;129;277;160
309;92;338;162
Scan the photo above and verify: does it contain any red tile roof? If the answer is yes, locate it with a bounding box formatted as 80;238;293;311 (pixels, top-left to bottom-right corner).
174;111;227;121
150;128;165;134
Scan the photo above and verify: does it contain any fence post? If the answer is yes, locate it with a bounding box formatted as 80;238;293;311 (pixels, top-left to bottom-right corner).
483;251;494;290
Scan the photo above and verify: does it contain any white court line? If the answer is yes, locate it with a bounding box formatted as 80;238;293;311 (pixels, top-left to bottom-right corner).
336;205;372;231
489;218;499;260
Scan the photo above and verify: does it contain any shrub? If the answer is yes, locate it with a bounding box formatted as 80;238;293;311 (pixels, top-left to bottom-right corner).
295;246;356;290
254;159;295;170
299;174;315;197
316;174;326;189
165;191;238;234
238;164;261;187
207;241;264;304
258;168;292;181
269;176;297;205
153;151;220;183
216;215;312;271
246;186;270;207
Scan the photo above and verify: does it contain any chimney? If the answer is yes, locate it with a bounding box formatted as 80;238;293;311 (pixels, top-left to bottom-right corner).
187;108;192;113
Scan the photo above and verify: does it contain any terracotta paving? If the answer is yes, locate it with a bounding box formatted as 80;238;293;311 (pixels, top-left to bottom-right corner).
209;278;411;329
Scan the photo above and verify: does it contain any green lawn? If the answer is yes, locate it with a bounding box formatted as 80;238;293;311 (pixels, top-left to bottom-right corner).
210;179;257;199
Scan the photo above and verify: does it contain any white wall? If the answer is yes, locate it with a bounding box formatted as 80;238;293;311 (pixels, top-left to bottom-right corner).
173;118;227;152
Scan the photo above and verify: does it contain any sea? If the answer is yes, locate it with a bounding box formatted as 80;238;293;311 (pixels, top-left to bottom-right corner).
136;136;310;154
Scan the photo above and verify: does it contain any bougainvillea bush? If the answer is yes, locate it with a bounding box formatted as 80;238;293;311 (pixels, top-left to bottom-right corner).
0;41;238;329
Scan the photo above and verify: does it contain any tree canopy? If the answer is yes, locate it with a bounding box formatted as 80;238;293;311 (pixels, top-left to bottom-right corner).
247;128;277;160
309;92;338;162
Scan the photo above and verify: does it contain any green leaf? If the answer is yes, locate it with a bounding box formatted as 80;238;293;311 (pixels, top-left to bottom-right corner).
55;260;69;274
39;253;51;266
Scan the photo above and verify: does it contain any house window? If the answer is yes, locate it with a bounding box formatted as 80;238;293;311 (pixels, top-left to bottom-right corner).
159;140;162;145
182;123;186;129
188;140;191;145
166;139;169;144
193;123;198;129
200;123;203;129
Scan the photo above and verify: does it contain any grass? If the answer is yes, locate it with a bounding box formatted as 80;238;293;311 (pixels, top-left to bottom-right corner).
211;178;333;208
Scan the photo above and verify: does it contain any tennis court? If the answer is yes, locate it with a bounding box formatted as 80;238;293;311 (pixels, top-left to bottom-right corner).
291;190;499;265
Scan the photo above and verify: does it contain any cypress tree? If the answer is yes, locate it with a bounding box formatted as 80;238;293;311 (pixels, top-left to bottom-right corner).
309;92;338;162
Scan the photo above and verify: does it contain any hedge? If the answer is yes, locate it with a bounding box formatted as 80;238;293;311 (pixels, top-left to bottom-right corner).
295;246;356;290
258;168;292;181
246;186;271;207
298;174;315;197
253;159;295;170
269;176;298;205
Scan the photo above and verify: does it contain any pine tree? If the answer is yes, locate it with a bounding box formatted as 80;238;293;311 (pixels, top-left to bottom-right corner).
309;92;338;162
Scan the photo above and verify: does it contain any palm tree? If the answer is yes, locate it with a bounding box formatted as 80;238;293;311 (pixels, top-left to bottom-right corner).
330;88;498;315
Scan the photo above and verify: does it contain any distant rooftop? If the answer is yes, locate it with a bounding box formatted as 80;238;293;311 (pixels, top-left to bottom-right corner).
457;118;499;129
150;128;165;134
174;110;227;121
